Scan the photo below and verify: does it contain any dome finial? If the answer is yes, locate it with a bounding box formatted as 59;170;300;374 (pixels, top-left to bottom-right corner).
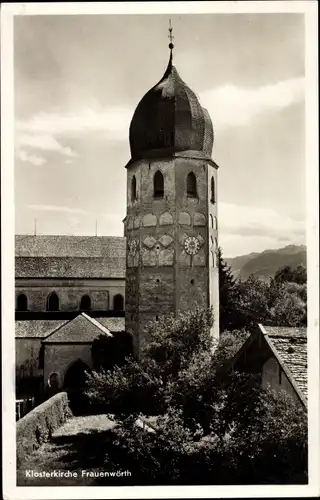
168;19;174;56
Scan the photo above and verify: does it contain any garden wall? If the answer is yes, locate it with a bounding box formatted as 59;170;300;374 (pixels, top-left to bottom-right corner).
16;391;72;467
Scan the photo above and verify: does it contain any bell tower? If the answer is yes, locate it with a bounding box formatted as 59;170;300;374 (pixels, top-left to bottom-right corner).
125;29;219;356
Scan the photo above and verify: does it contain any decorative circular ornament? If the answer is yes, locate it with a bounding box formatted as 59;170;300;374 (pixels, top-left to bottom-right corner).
184;236;200;255
129;239;138;256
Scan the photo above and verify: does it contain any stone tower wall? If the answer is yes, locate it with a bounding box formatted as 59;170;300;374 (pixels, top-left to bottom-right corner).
125;157;219;355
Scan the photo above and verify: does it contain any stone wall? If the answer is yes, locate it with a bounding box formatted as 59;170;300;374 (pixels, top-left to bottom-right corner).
16;338;43;379
125;157;219;355
15;278;125;312
43;343;93;387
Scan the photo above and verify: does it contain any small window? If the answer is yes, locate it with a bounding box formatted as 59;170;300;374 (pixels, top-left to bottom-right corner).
113;294;124;311
211;176;215;204
131;175;137;201
80;295;91;311
154;170;164;198
47;292;59;311
16;293;28;311
187;172;197;198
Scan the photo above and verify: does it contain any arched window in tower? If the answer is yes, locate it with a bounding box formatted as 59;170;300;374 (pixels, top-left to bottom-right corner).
211;176;216;204
153;170;164;198
80;295;91;311
46;292;59;312
16;293;28;311
131;175;137;201
187;172;197;198
113;294;124;311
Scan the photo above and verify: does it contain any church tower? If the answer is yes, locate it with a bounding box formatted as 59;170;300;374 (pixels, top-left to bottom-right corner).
125;32;219;356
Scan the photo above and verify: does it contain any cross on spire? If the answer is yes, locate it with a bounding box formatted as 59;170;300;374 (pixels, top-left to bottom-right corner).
168;19;174;50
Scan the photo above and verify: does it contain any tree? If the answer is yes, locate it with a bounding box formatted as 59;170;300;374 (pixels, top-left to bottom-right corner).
85;307;307;484
218;247;241;331
274;264;307;285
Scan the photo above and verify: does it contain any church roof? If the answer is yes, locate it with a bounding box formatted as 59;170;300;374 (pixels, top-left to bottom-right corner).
129;50;214;163
15;235;126;279
42;313;114;344
94;317;125;333
15;319;68;339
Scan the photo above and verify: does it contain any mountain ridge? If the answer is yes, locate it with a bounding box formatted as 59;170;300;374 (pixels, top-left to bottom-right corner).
225;244;306;281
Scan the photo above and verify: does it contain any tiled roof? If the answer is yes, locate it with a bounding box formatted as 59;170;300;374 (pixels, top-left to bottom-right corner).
94;317;125;333
42;313;113;343
15;256;125;278
260;325;307;401
15;236;126;279
15;320;68;339
15;235;126;257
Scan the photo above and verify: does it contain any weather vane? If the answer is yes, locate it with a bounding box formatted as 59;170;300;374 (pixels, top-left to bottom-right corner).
168;19;174;50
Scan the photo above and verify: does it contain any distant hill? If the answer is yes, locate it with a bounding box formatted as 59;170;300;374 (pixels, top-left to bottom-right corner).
226;245;306;281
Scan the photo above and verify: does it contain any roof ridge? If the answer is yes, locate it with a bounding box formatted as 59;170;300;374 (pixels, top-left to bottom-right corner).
81;313;113;337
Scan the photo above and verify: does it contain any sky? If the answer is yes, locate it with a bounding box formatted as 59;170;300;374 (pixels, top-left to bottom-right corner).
14;13;306;257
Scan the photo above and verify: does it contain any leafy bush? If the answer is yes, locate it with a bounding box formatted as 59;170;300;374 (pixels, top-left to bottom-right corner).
16;392;72;467
112;374;307;485
85;305;307;484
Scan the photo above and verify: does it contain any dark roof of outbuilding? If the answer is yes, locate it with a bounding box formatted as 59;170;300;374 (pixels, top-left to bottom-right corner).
260;325;307;402
15;235;126;279
42;313;113;344
15;319;68;339
129;51;214;162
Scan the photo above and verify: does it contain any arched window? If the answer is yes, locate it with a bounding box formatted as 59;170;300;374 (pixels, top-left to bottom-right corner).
211;176;215;204
80;295;91;311
187;172;197;198
131;175;137;201
47;292;59;311
153;170;164;198
16;293;28;311
113;294;124;311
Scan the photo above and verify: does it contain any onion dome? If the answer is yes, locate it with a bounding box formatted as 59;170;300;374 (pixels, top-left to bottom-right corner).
129;48;214;162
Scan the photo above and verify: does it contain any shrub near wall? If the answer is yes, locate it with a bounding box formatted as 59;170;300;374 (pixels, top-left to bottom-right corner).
16;392;72;467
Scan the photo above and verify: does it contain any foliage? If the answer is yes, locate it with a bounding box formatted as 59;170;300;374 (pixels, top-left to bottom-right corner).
91;331;132;371
274;264;307;285
225;267;308;331
112;375;307;484
218;247;241;331
85;305;307;484
16;391;72;467
212;329;250;370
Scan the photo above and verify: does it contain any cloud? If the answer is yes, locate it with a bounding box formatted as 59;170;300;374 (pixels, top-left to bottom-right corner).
16;77;304;151
16;133;77;157
17;150;47;166
218;202;305;256
200;77;304;131
219;202;306;242
16;106;132;140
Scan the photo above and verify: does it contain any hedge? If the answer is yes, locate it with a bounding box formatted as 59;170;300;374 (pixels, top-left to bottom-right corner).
16;391;72;467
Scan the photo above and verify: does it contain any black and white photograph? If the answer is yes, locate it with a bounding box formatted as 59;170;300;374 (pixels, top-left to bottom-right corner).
1;1;319;498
